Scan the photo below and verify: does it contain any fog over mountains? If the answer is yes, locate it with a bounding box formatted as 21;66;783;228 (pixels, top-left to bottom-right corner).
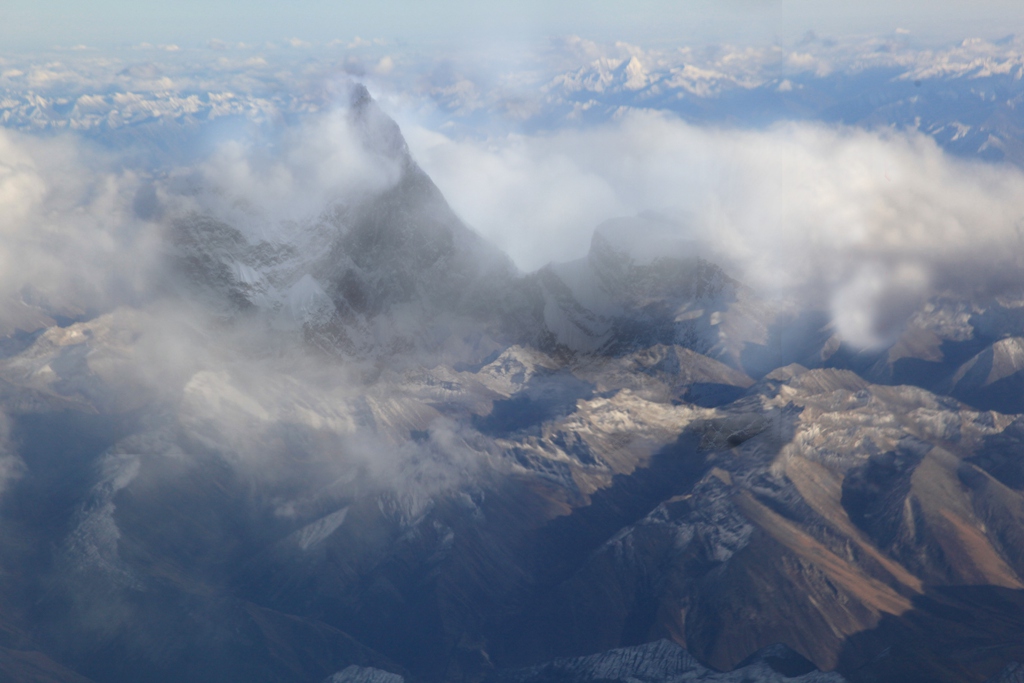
3;33;1024;683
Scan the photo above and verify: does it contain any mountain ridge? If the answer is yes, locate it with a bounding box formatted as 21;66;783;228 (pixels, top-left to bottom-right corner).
0;85;1024;683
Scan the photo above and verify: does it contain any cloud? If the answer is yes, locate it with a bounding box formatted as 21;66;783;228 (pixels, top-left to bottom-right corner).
406;110;1024;348
0;84;403;341
403;125;626;269
0;89;483;512
0;129;160;329
182;96;405;233
176;353;489;516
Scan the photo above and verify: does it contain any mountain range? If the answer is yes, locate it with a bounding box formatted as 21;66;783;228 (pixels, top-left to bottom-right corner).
1;85;1024;683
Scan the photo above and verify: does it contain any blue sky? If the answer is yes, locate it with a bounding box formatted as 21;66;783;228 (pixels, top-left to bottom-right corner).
3;0;1023;51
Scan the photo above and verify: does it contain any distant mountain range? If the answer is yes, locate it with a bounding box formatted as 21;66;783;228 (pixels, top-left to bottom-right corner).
4;35;1024;166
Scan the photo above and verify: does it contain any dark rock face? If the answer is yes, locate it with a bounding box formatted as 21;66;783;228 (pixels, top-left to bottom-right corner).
841;439;929;549
5;88;1024;683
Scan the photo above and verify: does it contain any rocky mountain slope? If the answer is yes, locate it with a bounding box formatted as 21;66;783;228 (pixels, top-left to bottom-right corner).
0;87;1024;683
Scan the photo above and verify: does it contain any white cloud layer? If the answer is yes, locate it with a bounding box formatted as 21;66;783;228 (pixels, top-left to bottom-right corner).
190;106;404;230
0;130;159;331
409;111;1024;347
0;96;481;509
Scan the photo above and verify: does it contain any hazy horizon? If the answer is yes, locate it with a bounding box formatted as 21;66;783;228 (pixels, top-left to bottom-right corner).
3;0;1024;52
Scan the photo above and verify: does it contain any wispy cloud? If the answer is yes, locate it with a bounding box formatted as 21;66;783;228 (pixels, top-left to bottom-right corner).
409;111;1024;347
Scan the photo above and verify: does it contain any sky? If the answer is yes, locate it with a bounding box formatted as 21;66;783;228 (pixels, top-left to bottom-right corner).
3;0;1024;51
